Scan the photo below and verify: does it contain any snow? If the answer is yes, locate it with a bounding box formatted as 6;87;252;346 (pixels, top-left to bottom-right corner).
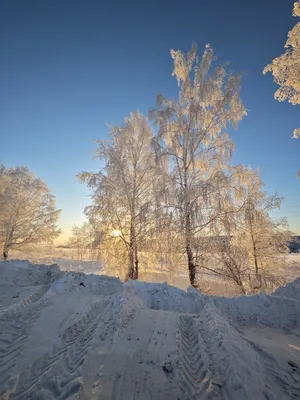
0;260;299;399
273;277;300;300
128;280;202;312
0;260;61;287
212;292;300;330
45;271;122;297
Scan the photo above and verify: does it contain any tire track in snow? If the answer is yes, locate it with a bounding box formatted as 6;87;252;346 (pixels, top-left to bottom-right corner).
0;290;49;398
196;302;274;400
0;286;47;323
112;288;136;345
178;314;211;399
10;301;105;400
246;339;300;399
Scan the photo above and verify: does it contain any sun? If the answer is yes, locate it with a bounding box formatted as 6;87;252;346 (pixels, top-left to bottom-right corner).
112;229;121;237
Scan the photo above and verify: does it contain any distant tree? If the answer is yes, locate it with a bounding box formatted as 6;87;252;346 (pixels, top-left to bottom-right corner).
233;168;292;289
263;1;300;139
68;222;95;260
0;166;61;259
198;167;291;292
150;43;247;287
79;112;156;280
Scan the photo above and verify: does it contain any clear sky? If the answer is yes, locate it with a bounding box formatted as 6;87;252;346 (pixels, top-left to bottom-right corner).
1;0;299;242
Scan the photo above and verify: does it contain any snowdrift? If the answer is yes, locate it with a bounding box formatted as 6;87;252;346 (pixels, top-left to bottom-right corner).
273;277;300;300
0;260;299;399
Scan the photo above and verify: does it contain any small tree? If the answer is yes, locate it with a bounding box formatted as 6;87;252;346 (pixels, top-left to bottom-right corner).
263;0;300;139
233;168;292;288
0;166;61;259
79;112;156;280
150;43;247;287
199;167;292;292
203;240;249;294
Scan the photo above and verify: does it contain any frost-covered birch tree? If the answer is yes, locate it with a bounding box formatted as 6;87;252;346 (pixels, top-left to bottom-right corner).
263;1;300;139
198;167;292;292
149;44;247;287
79;112;156;280
232;168;292;289
204;240;249;294
0;166;61;259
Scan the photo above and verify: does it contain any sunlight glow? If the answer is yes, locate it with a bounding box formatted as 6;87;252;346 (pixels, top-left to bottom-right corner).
112;229;121;237
288;344;300;351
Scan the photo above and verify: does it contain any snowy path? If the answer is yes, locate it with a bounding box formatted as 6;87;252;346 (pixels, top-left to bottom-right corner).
0;261;299;399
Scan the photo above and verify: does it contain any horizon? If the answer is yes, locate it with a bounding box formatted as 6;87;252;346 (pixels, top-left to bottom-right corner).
1;0;299;241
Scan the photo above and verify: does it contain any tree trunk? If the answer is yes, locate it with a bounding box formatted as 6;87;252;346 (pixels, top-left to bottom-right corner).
248;212;259;278
3;246;8;261
252;240;259;276
134;243;139;280
129;166;139;280
128;223;138;280
183;156;198;288
186;242;197;287
251;239;262;288
3;228;14;261
185;213;197;287
128;231;135;280
236;277;246;294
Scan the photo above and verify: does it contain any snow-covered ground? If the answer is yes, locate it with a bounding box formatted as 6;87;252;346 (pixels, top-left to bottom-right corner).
0;260;299;399
286;253;300;281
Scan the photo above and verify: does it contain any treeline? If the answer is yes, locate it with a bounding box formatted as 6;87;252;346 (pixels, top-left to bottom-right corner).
74;44;292;293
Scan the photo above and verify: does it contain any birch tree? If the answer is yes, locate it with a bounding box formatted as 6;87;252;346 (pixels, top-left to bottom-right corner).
197;167;291;292
150;44;247;287
204;240;249;294
263;1;300;139
0;166;61;259
79;112;156;280
233;168;292;288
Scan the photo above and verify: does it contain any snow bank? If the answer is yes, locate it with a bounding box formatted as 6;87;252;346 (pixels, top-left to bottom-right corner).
126;280;206;313
0;260;120;298
45;271;122;297
129;279;300;330
273;277;300;300
0;260;61;287
211;291;300;330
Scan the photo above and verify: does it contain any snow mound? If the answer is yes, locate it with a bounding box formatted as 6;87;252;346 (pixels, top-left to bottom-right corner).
126;280;206;313
212;290;300;330
45;271;122;297
125;279;300;330
195;301;274;399
273;277;300;300
0;260;61;287
1;260;30;269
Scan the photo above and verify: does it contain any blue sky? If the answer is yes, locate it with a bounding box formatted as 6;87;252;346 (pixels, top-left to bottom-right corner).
1;0;299;240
